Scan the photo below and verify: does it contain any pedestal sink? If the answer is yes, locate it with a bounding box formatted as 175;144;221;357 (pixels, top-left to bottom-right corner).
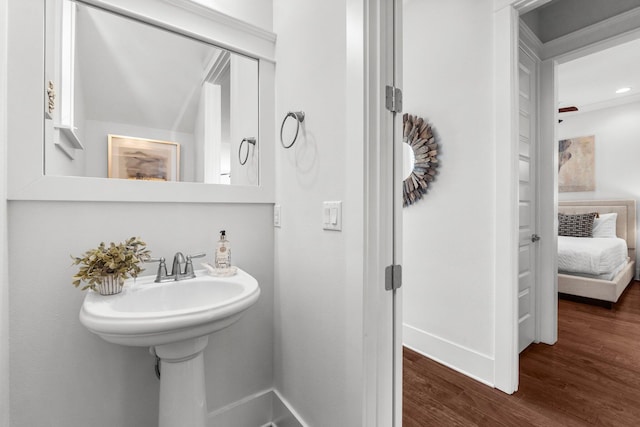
79;268;260;427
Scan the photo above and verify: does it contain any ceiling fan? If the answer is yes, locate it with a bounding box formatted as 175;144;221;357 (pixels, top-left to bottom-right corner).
558;106;578;123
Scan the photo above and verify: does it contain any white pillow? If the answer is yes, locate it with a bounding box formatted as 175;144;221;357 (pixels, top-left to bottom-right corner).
592;213;617;238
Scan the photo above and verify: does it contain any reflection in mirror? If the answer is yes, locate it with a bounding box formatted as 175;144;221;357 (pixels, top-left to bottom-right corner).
402;142;415;181
44;0;259;186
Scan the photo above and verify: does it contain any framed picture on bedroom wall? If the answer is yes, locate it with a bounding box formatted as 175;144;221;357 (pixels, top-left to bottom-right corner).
108;134;181;181
558;135;595;192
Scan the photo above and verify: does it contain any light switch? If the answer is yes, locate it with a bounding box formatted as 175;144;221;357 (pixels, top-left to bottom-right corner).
323;201;342;231
330;207;338;224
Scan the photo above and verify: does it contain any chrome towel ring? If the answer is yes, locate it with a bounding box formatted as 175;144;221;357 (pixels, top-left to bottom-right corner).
280;111;305;149
239;137;256;165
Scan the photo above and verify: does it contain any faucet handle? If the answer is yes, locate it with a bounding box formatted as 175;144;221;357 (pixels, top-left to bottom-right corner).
147;257;167;282
184;253;206;277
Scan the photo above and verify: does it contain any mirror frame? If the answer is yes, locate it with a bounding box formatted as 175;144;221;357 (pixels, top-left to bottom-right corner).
402;113;439;207
8;0;275;203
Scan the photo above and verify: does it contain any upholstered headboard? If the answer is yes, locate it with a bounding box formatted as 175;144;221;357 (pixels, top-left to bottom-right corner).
558;199;637;261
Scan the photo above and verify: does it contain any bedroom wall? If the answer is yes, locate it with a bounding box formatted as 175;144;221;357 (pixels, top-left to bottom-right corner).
402;0;496;384
558;100;640;274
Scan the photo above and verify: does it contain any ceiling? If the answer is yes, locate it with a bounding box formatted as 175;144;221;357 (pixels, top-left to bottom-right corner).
75;4;221;133
558;37;640;114
521;0;640;43
520;0;640;115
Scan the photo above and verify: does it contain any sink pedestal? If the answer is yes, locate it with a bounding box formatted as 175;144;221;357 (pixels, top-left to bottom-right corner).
79;269;260;426
155;336;209;427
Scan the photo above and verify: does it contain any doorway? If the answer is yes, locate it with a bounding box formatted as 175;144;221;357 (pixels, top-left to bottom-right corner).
399;2;640;410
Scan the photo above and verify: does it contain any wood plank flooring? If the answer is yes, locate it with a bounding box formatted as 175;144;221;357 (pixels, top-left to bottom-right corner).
403;281;640;426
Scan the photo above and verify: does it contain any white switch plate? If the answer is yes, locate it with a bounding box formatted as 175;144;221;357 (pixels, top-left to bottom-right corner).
322;201;342;231
274;204;281;227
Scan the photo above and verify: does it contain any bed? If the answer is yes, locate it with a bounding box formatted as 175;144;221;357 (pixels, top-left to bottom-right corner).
557;199;636;306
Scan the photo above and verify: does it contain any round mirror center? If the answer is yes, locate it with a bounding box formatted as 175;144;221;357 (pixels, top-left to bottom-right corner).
403;142;415;180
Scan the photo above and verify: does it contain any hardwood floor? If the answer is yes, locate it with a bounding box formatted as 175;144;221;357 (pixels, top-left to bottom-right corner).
403;281;640;426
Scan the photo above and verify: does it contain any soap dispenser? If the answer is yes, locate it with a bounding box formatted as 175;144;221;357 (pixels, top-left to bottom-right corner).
215;230;231;269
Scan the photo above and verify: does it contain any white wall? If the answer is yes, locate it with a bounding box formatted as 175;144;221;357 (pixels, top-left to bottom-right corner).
558;101;640;267
8;202;274;427
273;0;363;425
402;0;496;384
0;0;9;424
6;0;275;425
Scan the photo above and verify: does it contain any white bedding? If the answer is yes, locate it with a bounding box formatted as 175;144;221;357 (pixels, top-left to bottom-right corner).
557;236;629;276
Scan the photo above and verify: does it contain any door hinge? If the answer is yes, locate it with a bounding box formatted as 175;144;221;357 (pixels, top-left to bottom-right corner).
385;264;402;291
385;85;403;113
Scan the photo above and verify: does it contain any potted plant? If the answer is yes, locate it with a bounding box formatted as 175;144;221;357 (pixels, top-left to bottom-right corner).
72;237;151;295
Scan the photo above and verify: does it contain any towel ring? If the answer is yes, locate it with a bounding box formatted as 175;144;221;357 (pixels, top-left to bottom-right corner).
239;137;256;165
280;111;305;149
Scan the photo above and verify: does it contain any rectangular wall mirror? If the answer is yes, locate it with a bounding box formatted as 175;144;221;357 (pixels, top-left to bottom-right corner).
44;0;260;186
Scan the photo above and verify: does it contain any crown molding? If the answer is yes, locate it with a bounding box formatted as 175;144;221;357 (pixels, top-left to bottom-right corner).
562;93;640;117
542;6;640;60
519;20;542;58
494;0;552;13
163;0;276;43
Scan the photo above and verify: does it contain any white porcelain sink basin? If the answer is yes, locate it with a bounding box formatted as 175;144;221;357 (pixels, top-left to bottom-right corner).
79;267;259;427
79;268;260;347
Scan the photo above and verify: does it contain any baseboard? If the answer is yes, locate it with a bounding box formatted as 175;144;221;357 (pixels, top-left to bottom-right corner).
271;389;308;427
207;388;305;427
207;389;273;427
403;323;494;387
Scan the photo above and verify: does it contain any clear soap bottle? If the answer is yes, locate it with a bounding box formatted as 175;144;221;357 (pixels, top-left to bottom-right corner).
215;230;231;269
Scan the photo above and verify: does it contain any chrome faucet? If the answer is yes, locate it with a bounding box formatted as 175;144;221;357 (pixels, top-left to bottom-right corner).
171;252;186;279
148;252;206;282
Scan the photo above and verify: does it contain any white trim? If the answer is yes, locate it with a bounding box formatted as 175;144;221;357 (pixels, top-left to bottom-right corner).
79;0;276;62
357;0;397;424
541;7;640;60
272;389;307;427
207;389;273;427
392;0;403;423
403;325;494;387
0;0;8;424
163;0;276;43
205;389;306;427
59;0;76;128
518;43;542;350
494;0;552;14
344;0;375;426
493;0;552;395
356;0;402;427
519;21;543;57
560;93;640;116
493;4;520;395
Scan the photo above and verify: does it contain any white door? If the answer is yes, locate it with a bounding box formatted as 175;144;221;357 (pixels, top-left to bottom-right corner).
518;46;538;353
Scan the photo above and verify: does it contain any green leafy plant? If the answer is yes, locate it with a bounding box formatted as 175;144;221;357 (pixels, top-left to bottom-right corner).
71;237;151;291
